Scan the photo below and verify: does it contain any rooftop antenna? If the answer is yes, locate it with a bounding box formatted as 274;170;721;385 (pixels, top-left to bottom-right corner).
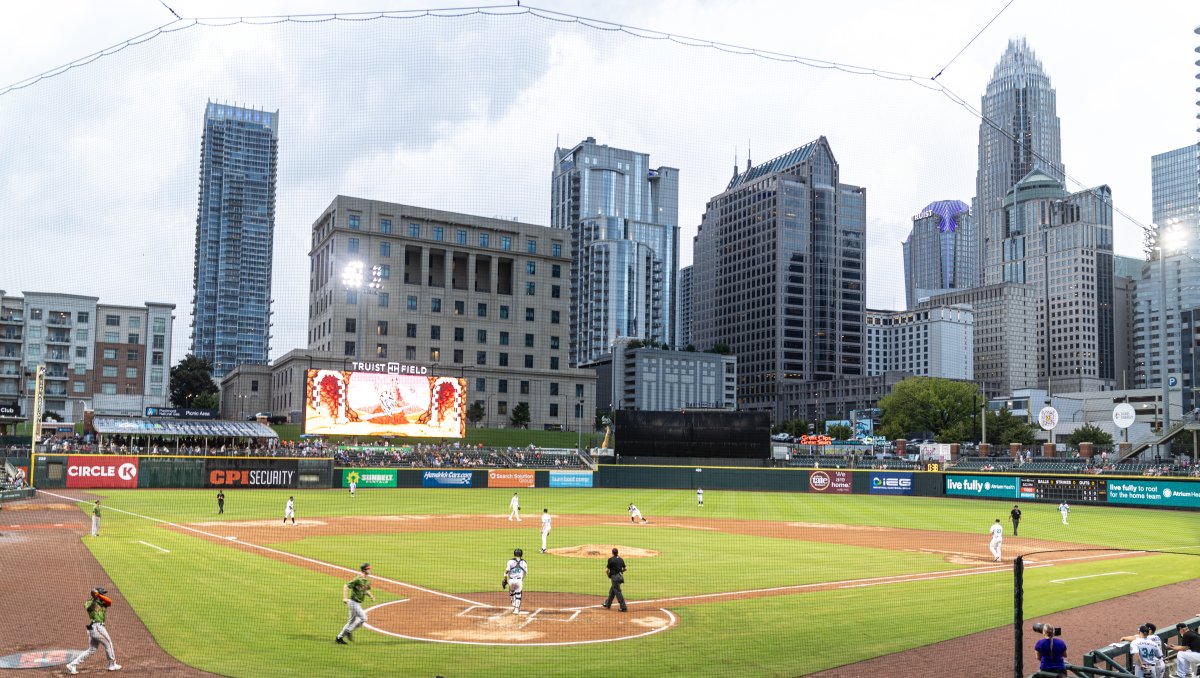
746;139;752;171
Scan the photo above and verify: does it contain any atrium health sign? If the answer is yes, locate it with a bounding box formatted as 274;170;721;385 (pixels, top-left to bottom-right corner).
945;474;1019;498
66;456;138;489
1107;480;1200;508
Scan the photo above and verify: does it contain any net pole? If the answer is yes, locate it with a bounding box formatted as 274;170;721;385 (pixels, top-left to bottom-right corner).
1014;555;1024;678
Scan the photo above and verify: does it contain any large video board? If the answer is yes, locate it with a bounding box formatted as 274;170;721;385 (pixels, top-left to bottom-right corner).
304;369;466;438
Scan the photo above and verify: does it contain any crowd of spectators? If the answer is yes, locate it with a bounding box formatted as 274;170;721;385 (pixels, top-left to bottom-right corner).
335;442;590;469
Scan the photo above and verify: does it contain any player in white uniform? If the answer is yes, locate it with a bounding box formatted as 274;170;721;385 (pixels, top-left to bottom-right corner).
988;518;1004;562
1058;501;1070;525
1128;625;1165;678
508;492;521;522
697;488;704;506
627;503;648;524
283;496;296;526
503;548;528;614
349;480;357;498
540;509;551;553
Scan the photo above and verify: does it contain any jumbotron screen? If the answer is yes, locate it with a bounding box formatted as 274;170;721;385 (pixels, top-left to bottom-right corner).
304;369;466;438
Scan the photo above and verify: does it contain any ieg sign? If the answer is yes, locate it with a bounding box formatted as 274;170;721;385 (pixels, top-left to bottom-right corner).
869;472;914;495
1107;479;1200;508
66;456;139;489
945;474;1020;498
422;470;473;488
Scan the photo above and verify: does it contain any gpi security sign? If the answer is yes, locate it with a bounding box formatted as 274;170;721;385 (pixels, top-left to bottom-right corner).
66;456;139;489
205;460;299;488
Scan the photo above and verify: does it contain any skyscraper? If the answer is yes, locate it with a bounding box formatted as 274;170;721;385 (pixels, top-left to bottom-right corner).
692;137;866;415
191;102;278;379
551;138;679;366
902;200;977;308
977;38;1064;286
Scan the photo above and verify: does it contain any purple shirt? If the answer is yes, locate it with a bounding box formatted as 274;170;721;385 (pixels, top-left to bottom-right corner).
1035;637;1067;671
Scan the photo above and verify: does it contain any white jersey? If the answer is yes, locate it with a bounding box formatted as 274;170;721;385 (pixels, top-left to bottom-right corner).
628;504;641;517
1059;502;1069;514
541;513;552;531
285;499;295;514
505;558;528;582
989;523;1003;541
511;495;520;510
1130;636;1164;672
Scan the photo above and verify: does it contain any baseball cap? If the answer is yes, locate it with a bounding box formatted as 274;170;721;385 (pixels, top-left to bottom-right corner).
1177;623;1188;630
1138;625;1150;634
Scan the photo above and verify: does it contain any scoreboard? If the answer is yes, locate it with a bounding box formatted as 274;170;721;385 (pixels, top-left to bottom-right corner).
1020;476;1107;502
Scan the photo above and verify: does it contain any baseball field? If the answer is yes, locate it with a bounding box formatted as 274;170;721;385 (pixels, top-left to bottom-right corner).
6;486;1199;677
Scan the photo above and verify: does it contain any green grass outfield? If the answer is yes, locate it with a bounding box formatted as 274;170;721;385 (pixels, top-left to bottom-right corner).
71;488;1199;677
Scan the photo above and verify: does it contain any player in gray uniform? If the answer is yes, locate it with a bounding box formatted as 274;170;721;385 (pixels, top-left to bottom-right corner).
65;587;120;673
503;548;528;614
336;563;375;644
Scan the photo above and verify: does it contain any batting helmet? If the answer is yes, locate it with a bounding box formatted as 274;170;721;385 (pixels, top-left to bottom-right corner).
361;563;371;572
93;587;107;596
514;548;523;558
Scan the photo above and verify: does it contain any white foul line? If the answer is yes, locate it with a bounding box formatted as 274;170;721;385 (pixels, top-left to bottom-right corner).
136;540;170;553
1050;572;1135;584
38;489;485;608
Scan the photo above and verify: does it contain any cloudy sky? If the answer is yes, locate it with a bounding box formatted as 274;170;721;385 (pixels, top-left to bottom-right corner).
1;1;1196;364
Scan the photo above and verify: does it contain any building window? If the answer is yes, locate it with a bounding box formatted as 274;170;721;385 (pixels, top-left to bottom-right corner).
345;341;356;356
550;382;559;396
346;318;356;333
550;336;560;350
126;349;138;360
499;332;509;346
500;305;510;320
102;383;117;395
73;381;86;393
74;363;86;375
551;285;560;299
524;355;534;369
552;264;561;278
78;311;90;324
430;347;441;362
549;403;559;417
407;295;417;311
480;233;490;247
409;223;420;238
103;349;117;360
575;384;584;398
153;317;165;333
551;310;560;324
76;346;88;358
526;261;536;275
499;352;509;366
347;290;358;305
501;236;512;251
28;327;41;339
349;214;361;230
525;308;535;322
152;335;165;349
456;229;467;245
151;368;163;383
125;367;138;379
377;264;391;279
380;242;391;257
477;329;487;343
527;239;537;254
497;400;508;415
377;293;388;308
380;218;392;234
102;366;117;377
150;386;162;396
454;327;465;342
105;315;120;327
475;378;486;392
526;282;535;296
454;300;465;316
432;226;444;241
376;344;388;359
498;380;508;393
453;349;463;363
406;323;417;338
476;351;487;365
430;326;441;340
431;298;442;313
524;334;534;348
75;329;88;341
520;381;530;395
550;357;559;370
127;333;139;344
376;320;388;336
406;346;417;360
348;237;360;253
128;317;141;329
104;331;118;342
30;308;41;320
477;303;487;317
552;243;562;257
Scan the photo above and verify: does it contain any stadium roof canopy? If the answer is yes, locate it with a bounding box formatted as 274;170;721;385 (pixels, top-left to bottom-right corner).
92;417;278;439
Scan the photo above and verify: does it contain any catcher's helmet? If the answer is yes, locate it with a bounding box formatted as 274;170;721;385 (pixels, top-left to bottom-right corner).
514;548;523;558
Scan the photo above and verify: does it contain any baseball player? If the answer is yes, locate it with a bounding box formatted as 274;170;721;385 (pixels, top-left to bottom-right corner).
283;496;296;526
64;587;120;674
502;548;528;614
627;503;648;524
988;518;1003;562
508;492;521;522
217;490;225;515
1058;501;1070;525
90;500;102;537
1009;504;1021;536
336;563;375;644
540;509;552;553
349;479;357;498
697;487;704;506
1128;624;1165;678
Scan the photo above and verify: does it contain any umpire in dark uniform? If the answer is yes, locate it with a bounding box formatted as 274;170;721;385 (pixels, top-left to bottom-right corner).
1010;505;1021;536
603;547;627;612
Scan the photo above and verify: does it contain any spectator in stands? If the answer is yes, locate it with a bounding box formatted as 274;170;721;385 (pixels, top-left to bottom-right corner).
1034;623;1067;676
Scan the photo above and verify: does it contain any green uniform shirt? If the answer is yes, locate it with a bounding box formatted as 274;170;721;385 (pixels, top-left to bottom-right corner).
86;598;107;625
93;504;101;518
347;576;371;603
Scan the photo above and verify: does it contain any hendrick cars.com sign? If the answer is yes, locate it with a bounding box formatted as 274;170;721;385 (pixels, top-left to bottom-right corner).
66;456;139;489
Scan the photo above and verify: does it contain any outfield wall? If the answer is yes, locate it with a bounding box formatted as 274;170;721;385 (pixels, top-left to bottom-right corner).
26;454;334;490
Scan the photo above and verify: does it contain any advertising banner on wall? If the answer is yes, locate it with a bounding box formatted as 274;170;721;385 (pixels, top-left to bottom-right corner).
341;469;398;489
548;471;594;488
66;456;139;489
206;459;299;488
1107;479;1200;508
944;475;1020;498
488;469;535;488
304;369;466;438
808;470;852;494
869;471;914;495
422;470;473;488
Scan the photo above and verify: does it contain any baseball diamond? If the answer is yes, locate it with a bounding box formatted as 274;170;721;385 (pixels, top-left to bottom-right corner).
1;485;1198;678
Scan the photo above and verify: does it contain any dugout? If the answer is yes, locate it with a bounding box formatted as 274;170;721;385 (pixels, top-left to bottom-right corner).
614;410;770;461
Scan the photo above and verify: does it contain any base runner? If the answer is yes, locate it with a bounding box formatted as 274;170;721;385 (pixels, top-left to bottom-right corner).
336;563;375;644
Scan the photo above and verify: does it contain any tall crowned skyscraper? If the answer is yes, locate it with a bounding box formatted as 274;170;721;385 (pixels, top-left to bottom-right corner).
977;38;1065;286
902;200;977;309
191;102;278;378
692;137;866;415
551;137;679;366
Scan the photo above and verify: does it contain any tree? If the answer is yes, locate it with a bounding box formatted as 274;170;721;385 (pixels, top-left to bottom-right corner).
1066;423;1114;446
826;423;854;441
510;402;531;429
169;354;218;408
193;392;219;410
984;407;1037;445
465;401;485;426
878;377;981;441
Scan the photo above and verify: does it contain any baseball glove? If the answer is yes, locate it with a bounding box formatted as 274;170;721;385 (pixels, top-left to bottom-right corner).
501;577;508;590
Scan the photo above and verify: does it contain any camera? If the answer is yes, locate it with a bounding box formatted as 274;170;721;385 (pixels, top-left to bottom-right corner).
1033;622;1061;636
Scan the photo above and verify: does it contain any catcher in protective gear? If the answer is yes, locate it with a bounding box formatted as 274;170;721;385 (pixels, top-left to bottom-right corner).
503;548;528;614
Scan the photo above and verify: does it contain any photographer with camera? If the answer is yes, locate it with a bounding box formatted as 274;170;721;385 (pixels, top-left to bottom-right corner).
1033;622;1067;676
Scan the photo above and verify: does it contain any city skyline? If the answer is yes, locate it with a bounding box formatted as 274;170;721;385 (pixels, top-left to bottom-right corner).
1;2;1196;365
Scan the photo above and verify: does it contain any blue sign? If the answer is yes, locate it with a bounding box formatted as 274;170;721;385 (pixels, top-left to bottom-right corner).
1107;479;1200;508
422;470;473;488
945;474;1020;498
549;471;593;488
869;471;914;495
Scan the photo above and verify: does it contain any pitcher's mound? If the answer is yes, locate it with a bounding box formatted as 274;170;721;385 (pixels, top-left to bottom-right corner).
548;544;659;558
